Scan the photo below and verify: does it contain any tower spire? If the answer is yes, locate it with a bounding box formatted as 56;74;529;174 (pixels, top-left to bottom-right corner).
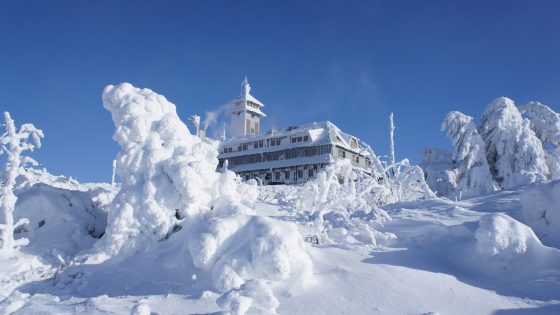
241;76;251;96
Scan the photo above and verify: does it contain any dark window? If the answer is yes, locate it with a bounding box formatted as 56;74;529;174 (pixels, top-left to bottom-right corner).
303;135;309;141
297;170;304;178
308;169;314;177
275;172;281;180
338;149;346;158
285;171;290;179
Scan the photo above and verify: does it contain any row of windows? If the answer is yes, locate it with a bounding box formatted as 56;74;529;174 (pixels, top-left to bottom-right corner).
291;135;309;143
221;145;332;166
337;147;372;167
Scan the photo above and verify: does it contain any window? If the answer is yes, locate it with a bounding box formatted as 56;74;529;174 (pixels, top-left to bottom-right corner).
297;170;304;178
275;172;281;180
303;135;309;142
297;137;302;142
258;140;263;148
238;145;242;151
242;144;248;151
250;128;255;134
338;149;346;158
308;169;314;177
285;171;290;179
292;137;297;143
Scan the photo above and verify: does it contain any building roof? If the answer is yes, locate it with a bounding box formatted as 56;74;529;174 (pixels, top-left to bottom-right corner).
229;77;266;117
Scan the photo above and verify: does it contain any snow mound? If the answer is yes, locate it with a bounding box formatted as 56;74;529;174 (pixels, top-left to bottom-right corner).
217;279;279;315
189;214;313;293
520;180;560;248
14;182;111;261
470;213;560;278
475;213;538;261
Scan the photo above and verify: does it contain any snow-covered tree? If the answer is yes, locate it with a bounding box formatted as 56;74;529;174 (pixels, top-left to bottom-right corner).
519;101;560;178
442;111;498;196
419;147;457;197
0;112;43;254
90;83;219;259
480;97;549;189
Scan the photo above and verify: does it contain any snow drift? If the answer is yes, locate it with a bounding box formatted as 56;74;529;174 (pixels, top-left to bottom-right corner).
520;180;560;249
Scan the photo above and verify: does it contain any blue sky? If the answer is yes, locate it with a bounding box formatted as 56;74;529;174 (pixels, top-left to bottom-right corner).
1;1;559;182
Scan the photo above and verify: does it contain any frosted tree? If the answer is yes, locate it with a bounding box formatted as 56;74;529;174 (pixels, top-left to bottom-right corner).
518;101;560;178
389;112;397;176
419;147;457;197
442;111;498;196
479;97;549;189
0;112;43;254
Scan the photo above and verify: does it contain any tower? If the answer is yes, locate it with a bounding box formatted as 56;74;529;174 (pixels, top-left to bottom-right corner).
230;77;266;138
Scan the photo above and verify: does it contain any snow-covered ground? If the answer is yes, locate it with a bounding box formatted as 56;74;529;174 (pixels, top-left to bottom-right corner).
1;180;559;314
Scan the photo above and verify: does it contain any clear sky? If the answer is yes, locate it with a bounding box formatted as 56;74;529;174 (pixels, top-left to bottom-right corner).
1;0;559;183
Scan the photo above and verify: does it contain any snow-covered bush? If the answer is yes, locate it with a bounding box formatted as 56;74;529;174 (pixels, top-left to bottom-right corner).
0;112;43;254
520;180;560;248
295;158;433;245
480;97;549;189
442;111;498;196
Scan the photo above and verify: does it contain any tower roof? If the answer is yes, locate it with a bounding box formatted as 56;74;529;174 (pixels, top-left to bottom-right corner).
230;77;266;116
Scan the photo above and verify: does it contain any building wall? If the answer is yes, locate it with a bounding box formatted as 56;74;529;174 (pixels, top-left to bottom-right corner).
244;111;261;135
231;109;246;138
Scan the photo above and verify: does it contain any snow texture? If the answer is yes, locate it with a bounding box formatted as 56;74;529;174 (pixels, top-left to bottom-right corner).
520;180;560;248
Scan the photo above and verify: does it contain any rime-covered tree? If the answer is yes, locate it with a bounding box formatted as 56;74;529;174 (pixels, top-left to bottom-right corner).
519;101;560;178
442;111;498;196
479;97;549;189
0;112;43;254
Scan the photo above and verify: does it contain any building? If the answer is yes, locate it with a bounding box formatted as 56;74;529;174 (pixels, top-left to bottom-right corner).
217;78;373;184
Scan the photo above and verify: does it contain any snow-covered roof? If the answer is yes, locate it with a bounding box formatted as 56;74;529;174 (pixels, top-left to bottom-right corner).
219;121;372;158
229;77;266;117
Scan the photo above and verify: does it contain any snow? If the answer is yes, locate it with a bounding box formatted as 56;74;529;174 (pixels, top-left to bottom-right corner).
520;180;560;248
1;87;560;314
